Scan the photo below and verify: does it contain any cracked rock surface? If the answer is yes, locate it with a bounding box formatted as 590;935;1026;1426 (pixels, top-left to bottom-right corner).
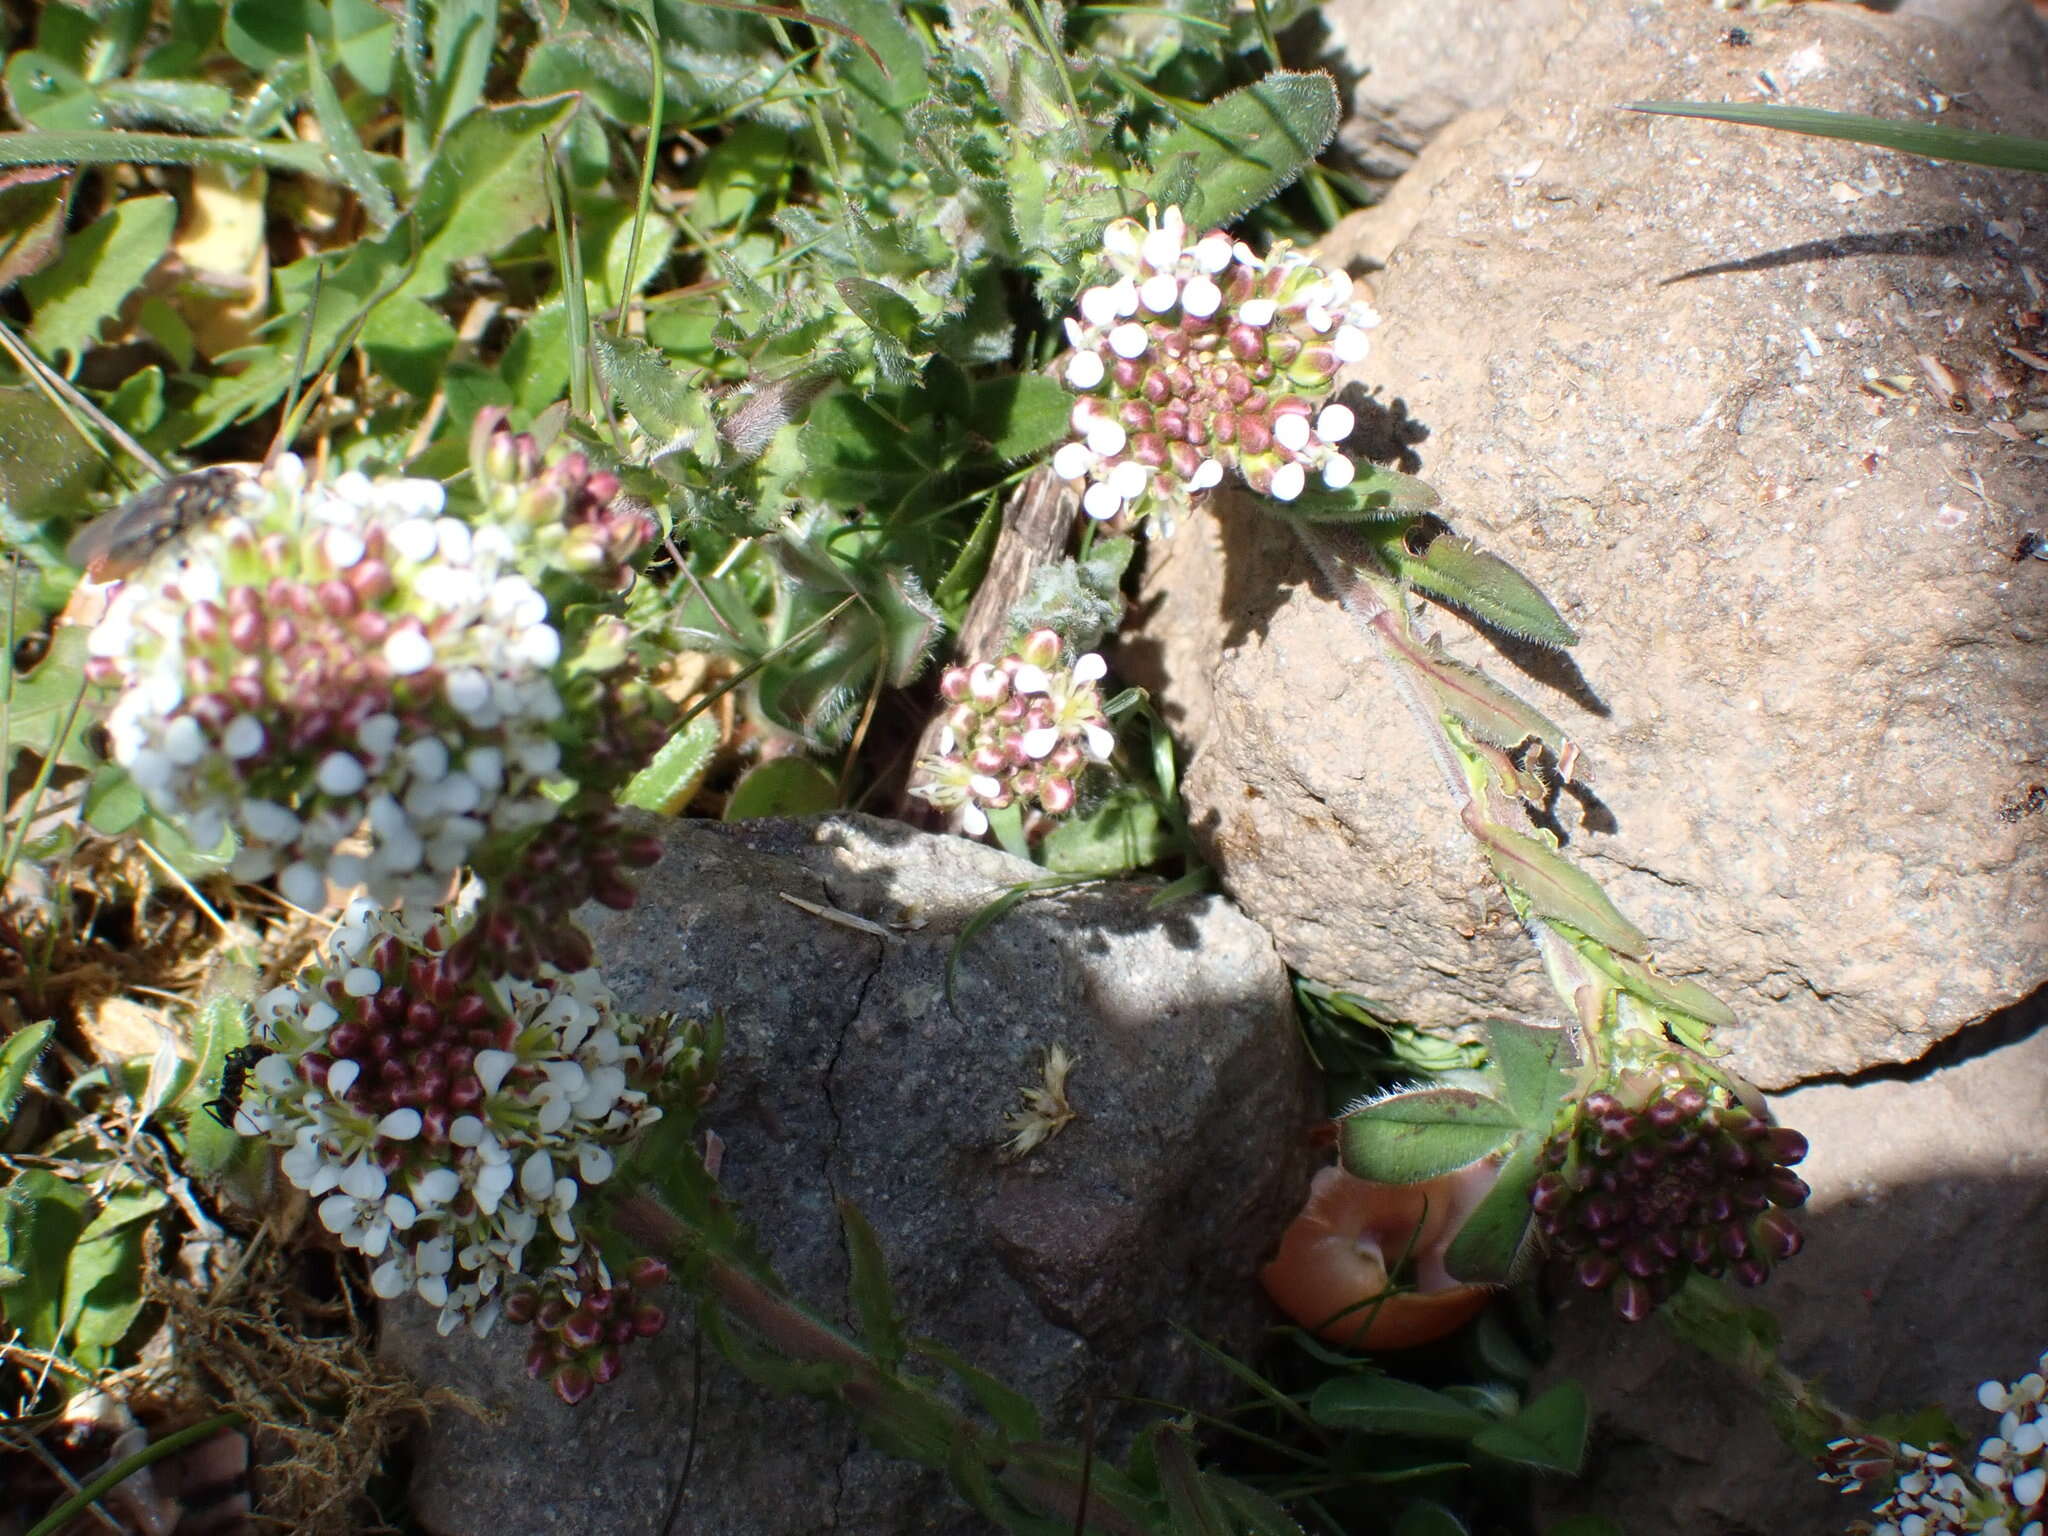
1128;0;2048;1089
386;814;1316;1535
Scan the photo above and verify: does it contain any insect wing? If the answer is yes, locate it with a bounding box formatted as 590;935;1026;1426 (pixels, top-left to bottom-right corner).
65;467;253;580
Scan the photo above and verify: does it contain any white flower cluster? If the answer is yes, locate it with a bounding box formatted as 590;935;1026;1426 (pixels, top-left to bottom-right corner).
240;898;667;1338
1051;204;1381;521
87;456;568;912
1823;1351;2048;1536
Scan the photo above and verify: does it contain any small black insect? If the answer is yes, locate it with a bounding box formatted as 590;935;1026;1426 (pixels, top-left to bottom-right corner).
2016;530;2048;562
203;1043;275;1133
66;465;255;581
1723;26;1752;46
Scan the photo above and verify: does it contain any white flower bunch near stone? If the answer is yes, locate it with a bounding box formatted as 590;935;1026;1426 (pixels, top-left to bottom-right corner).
239;897;669;1339
912;628;1114;839
1051;203;1381;522
84;455;569;913
1821;1350;2048;1536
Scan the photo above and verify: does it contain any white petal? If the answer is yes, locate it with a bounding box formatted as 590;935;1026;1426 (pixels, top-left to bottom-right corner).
383;627;435;676
1304;302;1333;333
520;1151;555;1200
474;1160;513;1214
370;1259;409;1298
1270;462;1306;502
1107;322;1148;360
255;1053;297;1093
1140;224;1181;271
1333;324;1372;363
340;1158;387;1199
1109;278;1139;317
1072;653;1107;684
1139;274;1179;313
1107;461;1149;501
1273;413;1311;452
378;1108;423;1141
1052;442;1094;481
417;1274;450;1308
1322;456;1357;490
448;1115;485;1147
1180;276;1221;318
1020;726;1059;760
162;716;207;767
279;862;327;912
1315;404;1356;444
1189;459;1224;492
1011;664;1050;695
327;1057;362;1097
383;1193;418;1229
1084;420;1128;458
1101;220;1142;261
474;1049;516;1096
1194;234;1233;274
343;966;381;997
318;1194;358;1234
1238;298;1277;327
961;803;989;836
1064;350;1106;389
578;1144;616;1184
1083;723;1116;760
1078;285;1119;327
222;715;265;760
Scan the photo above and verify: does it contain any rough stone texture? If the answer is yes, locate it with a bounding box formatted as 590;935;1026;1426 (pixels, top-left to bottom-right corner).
1130;0;2048;1089
1310;0;1575;187
386;815;1317;1536
1537;1020;2048;1536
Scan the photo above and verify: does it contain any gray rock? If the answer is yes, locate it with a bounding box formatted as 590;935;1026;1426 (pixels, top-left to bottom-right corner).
1310;0;1575;186
1538;1019;2048;1536
1132;0;2048;1088
386;814;1316;1535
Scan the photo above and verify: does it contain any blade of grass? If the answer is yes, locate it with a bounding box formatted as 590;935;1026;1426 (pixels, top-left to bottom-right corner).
1624;102;2048;175
0;129;397;183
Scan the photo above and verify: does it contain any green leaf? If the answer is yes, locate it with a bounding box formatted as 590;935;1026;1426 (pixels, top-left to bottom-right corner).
0;1021;54;1122
1625;102;2048;176
1309;1375;1490;1441
428;0;497;144
302;36;398;231
0;128;393;183
1339;1086;1523;1185
914;1336;1042;1443
1394;1502;1470;1536
593;332;705;446
1377;531;1576;648
723;756;841;820
331;0;396;94
1277;466;1441;523
619;711;721;814
1154;1425;1232;1536
1579;946;1738;1034
1147;71;1340;231
0;385;99;522
1441;1138;1540;1285
1466;815;1650;958
1212;1477;1307;1536
4;625;99;779
0;1168;91;1352
21;192;176;362
1471;1380;1588;1475
1391;634;1568;756
64;1222;150;1350
179;996;255;1177
838;1199;906;1373
969;373;1071;462
396;93;580;303
1038;786;1169;877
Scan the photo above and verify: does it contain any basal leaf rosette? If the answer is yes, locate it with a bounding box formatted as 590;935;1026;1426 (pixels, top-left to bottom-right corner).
1533;1042;1811;1322
1819;1351;2048;1536
84;455;573;913
239;897;679;1352
911;628;1115;839
1051;204;1380;522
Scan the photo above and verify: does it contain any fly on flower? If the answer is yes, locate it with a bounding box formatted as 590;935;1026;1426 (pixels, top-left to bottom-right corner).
65;465;258;581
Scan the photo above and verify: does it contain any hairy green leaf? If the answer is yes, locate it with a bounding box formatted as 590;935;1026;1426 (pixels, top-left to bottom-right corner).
4;625;99;778
398;93;580;302
0;1021;53;1122
1466;814;1650;958
1277;466;1440;523
915;1336;1043;1444
620;711;721;814
1581;946;1739;1034
1378;531;1576;647
1441;1137;1540;1285
1626;101;2048;176
1147;71;1339;230
1340;1086;1522;1185
969;373;1070;462
839;1199;907;1372
0;128;394;182
0;165;68;291
1392;635;1568;756
303;37;399;231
